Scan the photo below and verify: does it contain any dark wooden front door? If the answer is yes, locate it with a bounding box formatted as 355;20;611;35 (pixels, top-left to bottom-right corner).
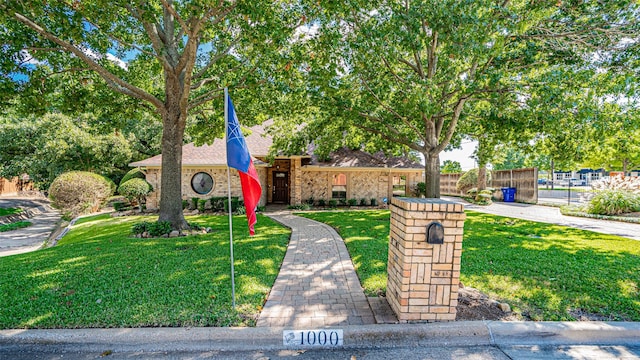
273;172;289;204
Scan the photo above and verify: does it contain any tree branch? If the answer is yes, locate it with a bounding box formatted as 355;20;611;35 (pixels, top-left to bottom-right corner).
12;11;164;110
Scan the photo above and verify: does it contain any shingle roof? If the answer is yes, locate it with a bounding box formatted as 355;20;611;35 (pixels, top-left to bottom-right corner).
310;147;423;169
130;121;423;170
129;122;273;167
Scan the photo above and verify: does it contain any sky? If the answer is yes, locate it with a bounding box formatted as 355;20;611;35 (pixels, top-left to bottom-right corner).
439;140;478;170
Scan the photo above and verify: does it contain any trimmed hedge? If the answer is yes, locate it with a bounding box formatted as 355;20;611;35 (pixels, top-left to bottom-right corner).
118;178;153;209
49;171;116;217
119;168;146;187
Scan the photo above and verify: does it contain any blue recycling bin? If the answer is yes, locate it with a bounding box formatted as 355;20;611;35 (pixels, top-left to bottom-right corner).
501;187;516;202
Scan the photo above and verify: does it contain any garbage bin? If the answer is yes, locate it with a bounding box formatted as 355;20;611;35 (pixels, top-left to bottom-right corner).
501;187;516;202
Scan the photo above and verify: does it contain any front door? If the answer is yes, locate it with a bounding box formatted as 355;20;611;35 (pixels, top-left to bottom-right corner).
273;172;289;204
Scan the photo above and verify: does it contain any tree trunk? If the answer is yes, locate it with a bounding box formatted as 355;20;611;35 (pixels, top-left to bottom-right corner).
158;104;189;230
424;152;440;198
477;164;487;191
550;159;555;190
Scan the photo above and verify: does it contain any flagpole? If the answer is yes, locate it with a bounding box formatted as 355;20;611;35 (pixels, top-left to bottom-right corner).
225;87;236;310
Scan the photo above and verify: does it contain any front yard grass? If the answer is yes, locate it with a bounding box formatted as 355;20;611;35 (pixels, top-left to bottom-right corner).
300;210;640;321
0;214;289;329
0;221;32;232
0;207;22;216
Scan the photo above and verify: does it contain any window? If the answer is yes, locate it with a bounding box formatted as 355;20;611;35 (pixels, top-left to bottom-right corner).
191;172;214;195
392;175;406;196
332;173;347;200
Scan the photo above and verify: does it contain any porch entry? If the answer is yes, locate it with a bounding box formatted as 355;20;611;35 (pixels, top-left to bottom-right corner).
272;171;289;204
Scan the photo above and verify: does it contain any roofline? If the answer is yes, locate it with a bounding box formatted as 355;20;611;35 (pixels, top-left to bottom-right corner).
302;165;423;172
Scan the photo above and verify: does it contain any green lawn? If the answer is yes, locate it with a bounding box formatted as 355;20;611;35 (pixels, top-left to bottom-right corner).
0;221;32;232
0;214;289;329
300;210;640;321
0;207;22;216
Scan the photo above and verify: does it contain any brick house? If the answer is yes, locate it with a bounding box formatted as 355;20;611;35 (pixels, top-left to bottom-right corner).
130;123;424;208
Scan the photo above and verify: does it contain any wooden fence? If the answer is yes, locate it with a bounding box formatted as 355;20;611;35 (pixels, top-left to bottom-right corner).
0;177;33;197
440;167;538;203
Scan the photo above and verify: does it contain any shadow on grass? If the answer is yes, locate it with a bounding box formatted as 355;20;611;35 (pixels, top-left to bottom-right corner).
460;212;640;321
302;210;640;321
0;214;289;329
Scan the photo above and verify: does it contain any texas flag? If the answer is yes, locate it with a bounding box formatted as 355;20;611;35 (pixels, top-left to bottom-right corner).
226;92;262;236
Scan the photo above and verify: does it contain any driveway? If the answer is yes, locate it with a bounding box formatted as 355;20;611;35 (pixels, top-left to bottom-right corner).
444;197;640;241
0;197;62;257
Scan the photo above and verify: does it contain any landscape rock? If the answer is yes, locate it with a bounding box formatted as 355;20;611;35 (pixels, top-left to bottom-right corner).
498;303;512;313
169;230;180;238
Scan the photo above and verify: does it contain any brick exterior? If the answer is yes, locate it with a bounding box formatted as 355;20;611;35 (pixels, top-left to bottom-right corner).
387;197;465;322
143;166;422;208
143;167;268;209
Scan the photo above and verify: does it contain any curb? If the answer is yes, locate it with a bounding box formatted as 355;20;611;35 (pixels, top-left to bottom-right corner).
1;322;639;353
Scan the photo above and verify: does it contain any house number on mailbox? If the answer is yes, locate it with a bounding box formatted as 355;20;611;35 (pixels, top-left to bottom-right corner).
426;222;444;244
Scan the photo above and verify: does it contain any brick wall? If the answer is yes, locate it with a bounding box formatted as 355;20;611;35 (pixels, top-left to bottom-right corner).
387;197;465;322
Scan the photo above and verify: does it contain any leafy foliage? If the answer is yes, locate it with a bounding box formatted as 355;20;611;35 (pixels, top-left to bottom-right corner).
48;171;116;217
117;178;153;209
119;168;146;187
456;169;491;193
587;190;640;216
0;113;134;189
441;160;462;174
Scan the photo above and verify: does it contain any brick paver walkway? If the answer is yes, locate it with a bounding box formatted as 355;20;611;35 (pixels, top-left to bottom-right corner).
256;213;375;328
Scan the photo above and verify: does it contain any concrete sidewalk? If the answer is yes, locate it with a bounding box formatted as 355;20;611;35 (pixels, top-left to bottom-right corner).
1;321;639;359
444;197;640;241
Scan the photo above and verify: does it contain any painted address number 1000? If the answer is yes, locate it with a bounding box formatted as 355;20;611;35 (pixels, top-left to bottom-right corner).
283;329;343;347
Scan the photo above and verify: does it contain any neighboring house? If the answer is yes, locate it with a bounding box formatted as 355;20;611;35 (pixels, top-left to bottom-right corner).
553;169;605;185
129;123;424;209
0;175;32;197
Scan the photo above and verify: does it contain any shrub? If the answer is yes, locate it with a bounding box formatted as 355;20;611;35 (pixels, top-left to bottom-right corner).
328;199;338;208
118;178;153;211
414;182;427;197
305;197;315;205
318;199;326;207
132;221;149;235
209;197;227;211
224;197;240;213
112;201;129;212
587;190;640;215
182;199;189;210
49;171;116;217
234;205;246;215
119;168;146;187
370;198;377;206
191;197;199;210
360;198;367;206
288;204;311;210
456;168;492;193
256;205;266;213
198;198;206;212
148;221;172;237
347;198;358;206
339;199;347;206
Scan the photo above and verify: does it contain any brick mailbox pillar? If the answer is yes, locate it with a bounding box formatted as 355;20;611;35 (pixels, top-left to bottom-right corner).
387;198;465;322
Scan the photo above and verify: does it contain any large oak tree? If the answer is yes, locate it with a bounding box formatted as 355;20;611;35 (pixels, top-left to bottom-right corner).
284;0;638;197
1;1;304;229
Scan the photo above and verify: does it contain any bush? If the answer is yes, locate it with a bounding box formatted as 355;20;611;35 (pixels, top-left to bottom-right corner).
49;171;116;217
132;221;173;237
182;199;189;210
360;198;367;206
347;198;358;206
224;197;240;213
456;168;492;193
318;199;326;207
305;197;315;205
370;198;377;206
587;190;640;215
118;178;153;211
209;197;227;211
191;197;199;210
198;198;206;212
288;204;311;210
112;201;129;212
414;182;427;197
328;199;338;208
119;168;146;187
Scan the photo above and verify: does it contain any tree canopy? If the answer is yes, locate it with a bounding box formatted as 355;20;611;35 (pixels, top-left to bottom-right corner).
273;0;639;197
2;1;306;229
